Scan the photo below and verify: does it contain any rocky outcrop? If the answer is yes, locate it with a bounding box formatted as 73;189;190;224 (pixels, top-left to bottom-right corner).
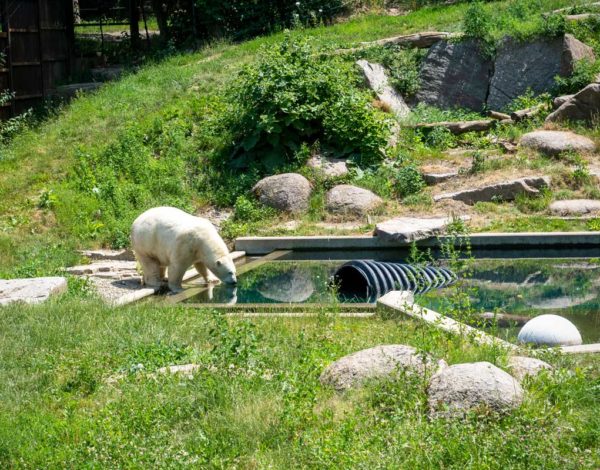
0;277;68;306
546;83;600;124
374;216;456;243
320;344;446;391
307;155;349;178
357;60;410;117
79;249;135;261
488;34;594;110
417;39;493;112
433;176;549;205
325;185;383;216
508;356;553;382
422;170;459;185
549;199;600;216
517;314;583;346
428;362;524;418
252;173;312;213
520;130;596;156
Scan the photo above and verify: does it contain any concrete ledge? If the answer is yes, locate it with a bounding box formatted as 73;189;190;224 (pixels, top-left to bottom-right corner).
378;291;517;350
235;232;600;255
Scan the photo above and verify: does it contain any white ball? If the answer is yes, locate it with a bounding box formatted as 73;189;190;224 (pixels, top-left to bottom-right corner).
517;314;582;347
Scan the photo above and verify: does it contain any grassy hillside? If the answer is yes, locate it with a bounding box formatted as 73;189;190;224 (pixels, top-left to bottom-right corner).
0;0;595;280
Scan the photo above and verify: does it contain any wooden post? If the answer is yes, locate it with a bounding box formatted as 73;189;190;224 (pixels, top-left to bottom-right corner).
129;0;140;51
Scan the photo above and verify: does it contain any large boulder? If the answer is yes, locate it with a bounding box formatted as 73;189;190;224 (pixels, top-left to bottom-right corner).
488;34;594;110
433;176;549;205
520;130;596;156
517;314;582;346
549;199;600;216
307;154;349;178
428;362;524;418
357;60;410;117
374;216;455;243
507;356;553;382
252;173;312;214
0;277;68;306
325;185;383;217
320;344;446;392
417;39;493;112
546;83;600;124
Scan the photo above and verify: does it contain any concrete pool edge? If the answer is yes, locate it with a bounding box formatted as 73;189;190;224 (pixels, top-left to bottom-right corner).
235;232;600;255
378;290;600;355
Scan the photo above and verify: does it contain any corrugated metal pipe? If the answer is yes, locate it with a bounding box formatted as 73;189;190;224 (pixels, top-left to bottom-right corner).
332;260;456;300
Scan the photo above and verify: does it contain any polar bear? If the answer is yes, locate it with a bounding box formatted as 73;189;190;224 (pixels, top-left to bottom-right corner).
131;207;237;292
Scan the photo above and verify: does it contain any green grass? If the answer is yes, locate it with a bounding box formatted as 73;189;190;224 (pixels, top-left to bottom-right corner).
0;296;597;468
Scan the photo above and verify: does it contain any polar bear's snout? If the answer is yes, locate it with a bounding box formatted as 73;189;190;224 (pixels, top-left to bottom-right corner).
213;256;238;285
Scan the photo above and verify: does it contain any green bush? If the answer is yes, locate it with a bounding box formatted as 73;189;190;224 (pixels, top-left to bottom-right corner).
555;58;600;95
393;164;425;198
226;35;391;172
356;46;425;97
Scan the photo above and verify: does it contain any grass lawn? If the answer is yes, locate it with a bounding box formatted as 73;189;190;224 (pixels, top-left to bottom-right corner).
0;295;598;468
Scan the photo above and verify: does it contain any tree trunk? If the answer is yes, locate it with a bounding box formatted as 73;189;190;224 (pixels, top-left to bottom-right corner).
73;0;81;24
150;0;169;40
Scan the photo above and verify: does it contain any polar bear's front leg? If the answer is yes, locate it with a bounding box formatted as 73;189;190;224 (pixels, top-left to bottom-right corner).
195;262;220;284
167;262;188;293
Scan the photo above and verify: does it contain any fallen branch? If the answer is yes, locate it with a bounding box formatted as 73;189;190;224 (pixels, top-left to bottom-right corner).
487;110;511;121
510;103;549;122
412;119;497;135
550;2;600;14
566;13;600;20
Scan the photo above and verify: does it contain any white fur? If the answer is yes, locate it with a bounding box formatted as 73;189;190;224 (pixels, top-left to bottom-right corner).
131;207;237;292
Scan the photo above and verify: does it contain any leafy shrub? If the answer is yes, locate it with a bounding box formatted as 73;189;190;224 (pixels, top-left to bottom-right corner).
356;46;425;97
394;164;425;198
226;35;390;172
555;58;600;95
424;126;456;150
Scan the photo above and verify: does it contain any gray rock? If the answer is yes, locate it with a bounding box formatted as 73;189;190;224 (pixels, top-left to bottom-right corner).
252;173;312;214
549;199;600;216
417;39;493;112
433;176;549;205
66;260;138;278
357;60;410;117
552;94;575;109
488;34;594;110
520;130;596;156
257;268;315;303
546;83;600;124
428;362;524;418
320;344;446;391
307;155;349;178
422;170;459;185
374;216;455;243
518;314;582;346
508;356;552;382
0;277;68;306
325;185;383;217
79;249;134;261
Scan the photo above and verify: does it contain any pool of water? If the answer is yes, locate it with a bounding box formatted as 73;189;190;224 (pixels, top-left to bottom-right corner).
182;256;600;344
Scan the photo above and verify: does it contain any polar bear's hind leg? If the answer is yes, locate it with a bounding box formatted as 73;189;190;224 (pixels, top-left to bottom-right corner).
137;254;162;287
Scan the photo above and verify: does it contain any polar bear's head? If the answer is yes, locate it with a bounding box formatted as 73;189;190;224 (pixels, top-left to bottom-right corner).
209;254;237;284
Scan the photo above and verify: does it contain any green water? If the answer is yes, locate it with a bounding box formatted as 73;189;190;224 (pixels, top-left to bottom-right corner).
183;258;600;343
